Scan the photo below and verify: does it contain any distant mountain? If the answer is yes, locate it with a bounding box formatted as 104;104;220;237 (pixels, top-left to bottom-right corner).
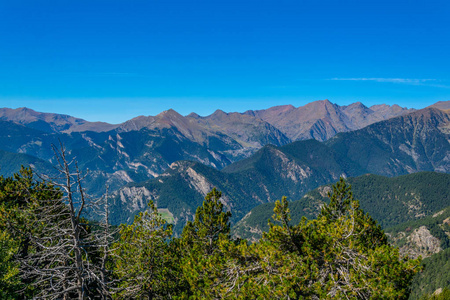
119;108;291;160
232;172;450;241
0;108;291;196
431;100;450;111
113;107;450;235
325;107;450;175
243;99;415;141
0;107;118;133
187;109;290;149
0;101;446;203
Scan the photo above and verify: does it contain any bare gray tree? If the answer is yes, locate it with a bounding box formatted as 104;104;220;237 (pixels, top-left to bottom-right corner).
19;143;115;299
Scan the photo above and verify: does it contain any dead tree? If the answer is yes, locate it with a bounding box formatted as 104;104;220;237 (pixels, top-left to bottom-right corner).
19;143;114;299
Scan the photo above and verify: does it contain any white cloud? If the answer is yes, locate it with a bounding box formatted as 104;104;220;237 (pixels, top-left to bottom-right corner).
330;78;435;84
329;77;450;88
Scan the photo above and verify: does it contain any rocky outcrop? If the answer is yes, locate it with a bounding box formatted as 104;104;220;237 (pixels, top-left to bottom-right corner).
398;226;442;259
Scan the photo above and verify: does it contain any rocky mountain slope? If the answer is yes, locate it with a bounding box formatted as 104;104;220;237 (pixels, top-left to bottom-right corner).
113;107;450;234
110;140;363;233
0;107;294;195
385;206;450;300
0;107;118;133
385;206;450;259
243;99;415;141
0;100;423;198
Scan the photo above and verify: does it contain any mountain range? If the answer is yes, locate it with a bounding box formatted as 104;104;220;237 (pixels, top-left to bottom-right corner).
111;106;450;234
0;100;420;196
0;101;448;232
1;99;448;298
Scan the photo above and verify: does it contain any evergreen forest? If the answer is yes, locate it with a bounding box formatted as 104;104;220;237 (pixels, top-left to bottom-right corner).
0;159;432;299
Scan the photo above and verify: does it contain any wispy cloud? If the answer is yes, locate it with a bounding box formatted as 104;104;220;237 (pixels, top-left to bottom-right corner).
329;77;450;88
60;72;139;77
330;78;436;84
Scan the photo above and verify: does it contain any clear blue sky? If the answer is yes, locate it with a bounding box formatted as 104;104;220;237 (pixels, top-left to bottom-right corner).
0;0;449;123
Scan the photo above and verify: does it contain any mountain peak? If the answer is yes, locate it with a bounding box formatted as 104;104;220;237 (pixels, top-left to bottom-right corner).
430;100;450;111
157;109;183;119
187;112;201;118
212;109;227;115
317;99;333;105
343;102;371;112
161;108;178;114
306;99;336;109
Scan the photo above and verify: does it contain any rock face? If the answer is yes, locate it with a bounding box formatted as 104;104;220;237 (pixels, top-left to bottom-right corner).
325;108;450;175
386;205;450;260
399;226;442;259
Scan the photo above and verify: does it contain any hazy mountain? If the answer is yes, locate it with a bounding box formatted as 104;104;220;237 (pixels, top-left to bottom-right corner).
0;108;290;196
0;101;446;204
0;107;118;133
431;100;450;111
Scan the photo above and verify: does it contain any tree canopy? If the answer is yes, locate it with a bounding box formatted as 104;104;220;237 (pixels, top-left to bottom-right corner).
0;169;422;299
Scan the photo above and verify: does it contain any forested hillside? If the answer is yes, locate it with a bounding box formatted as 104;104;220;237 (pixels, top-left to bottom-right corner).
0;167;421;299
232;172;450;241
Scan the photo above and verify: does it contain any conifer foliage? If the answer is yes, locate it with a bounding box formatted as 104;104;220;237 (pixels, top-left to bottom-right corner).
0;163;421;299
112;201;178;299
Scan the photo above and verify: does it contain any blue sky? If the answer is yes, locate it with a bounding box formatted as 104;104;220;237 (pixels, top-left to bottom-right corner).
0;0;449;123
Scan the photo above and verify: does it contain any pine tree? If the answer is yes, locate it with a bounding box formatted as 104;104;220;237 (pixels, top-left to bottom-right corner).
112;201;178;299
179;188;233;298
206;179;422;299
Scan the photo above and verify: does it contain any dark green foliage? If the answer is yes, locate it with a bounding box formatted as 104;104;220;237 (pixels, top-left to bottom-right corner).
0;169;438;298
233;172;450;241
181;188;231;252
213;179;421;298
0;167;63;298
347;172;450;228
419;288;450;300
232;195;323;240
178;188;232;297
408;250;450;300
385;206;450;250
0;231;20;299
112;201;180;299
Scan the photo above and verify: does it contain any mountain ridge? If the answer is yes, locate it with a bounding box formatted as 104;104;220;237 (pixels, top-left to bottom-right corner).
113;107;450;234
